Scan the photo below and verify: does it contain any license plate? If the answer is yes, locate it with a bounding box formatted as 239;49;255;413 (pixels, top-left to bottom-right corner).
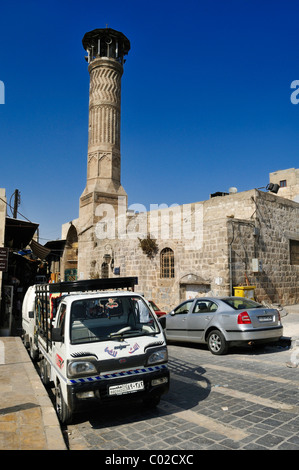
259;315;273;322
109;381;144;396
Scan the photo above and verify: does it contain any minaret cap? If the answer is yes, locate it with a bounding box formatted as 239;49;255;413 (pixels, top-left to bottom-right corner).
82;28;130;64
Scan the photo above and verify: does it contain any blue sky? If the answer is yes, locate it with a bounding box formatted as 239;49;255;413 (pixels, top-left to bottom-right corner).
0;0;298;242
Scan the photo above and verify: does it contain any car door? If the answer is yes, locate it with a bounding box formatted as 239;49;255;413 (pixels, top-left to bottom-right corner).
166;300;194;341
187;299;218;343
52;302;67;374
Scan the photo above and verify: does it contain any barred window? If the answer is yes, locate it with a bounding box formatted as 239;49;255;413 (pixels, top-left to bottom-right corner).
160;248;174;278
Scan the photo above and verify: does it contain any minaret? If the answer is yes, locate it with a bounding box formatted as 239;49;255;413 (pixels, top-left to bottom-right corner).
79;28;130;227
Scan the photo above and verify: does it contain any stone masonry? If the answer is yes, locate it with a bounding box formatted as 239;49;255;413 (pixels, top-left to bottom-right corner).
63;187;299;311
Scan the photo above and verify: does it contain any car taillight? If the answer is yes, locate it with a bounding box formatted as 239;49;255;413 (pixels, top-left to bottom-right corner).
276;309;281;322
237;311;252;324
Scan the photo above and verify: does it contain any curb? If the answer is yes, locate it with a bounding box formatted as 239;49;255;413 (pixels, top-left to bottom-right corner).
5;338;67;450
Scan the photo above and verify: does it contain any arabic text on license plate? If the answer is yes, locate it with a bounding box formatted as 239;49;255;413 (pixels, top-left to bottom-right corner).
259;316;273;322
109;381;144;396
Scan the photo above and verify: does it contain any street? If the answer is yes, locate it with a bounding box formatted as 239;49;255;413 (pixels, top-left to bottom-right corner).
62;340;299;450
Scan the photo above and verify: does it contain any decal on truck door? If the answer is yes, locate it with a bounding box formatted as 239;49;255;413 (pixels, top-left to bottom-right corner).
56;354;64;369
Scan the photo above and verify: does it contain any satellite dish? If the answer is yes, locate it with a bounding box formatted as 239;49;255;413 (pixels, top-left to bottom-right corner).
229;187;238;194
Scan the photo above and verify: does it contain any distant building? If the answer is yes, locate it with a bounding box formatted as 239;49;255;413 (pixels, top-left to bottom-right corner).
270;168;299;203
60;28;299;308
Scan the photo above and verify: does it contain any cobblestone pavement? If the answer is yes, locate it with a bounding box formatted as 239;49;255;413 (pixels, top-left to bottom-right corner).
64;341;299;451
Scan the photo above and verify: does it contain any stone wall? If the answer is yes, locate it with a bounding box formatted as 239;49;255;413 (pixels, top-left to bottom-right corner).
74;190;254;310
65;187;299;309
250;191;299;304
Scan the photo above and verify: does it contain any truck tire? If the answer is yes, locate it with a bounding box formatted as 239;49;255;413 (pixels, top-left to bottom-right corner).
55;383;73;424
40;359;51;388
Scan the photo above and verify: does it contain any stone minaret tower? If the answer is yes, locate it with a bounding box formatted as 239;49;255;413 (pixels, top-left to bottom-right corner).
79;28;130;228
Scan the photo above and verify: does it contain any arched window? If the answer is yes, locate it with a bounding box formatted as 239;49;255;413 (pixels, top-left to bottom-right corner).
160;248;174;278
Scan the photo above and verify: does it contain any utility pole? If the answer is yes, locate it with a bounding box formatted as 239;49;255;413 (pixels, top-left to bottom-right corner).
13;189;20;218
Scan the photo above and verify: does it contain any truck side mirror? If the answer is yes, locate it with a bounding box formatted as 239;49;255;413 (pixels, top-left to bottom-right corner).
51;327;63;342
28;311;34;319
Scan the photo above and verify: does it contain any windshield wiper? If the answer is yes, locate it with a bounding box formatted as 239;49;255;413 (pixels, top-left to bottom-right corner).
109;327;142;338
109;327;158;338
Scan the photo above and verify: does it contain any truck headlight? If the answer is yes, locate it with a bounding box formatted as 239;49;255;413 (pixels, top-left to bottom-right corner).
67;360;97;378
147;348;168;365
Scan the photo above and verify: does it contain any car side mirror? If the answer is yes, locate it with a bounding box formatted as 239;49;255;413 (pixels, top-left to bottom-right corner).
51;327;63;342
169;310;175;316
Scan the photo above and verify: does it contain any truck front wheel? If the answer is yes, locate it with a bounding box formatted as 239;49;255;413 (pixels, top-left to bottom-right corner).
55;383;73;424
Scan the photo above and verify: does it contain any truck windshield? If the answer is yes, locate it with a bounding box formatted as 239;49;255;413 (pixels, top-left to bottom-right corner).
70;295;160;344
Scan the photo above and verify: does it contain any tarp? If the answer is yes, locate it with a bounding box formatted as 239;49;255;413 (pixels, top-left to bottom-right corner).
29;239;51;260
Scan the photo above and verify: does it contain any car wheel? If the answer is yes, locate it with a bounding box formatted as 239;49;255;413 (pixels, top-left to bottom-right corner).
207;330;228;355
55;383;73;424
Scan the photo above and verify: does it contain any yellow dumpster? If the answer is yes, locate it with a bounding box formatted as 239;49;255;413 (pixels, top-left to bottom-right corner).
233;286;256;300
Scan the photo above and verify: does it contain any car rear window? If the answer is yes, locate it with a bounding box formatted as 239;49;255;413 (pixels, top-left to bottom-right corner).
222;297;263;310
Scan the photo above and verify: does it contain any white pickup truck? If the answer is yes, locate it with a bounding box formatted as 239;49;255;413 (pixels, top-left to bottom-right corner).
23;277;169;424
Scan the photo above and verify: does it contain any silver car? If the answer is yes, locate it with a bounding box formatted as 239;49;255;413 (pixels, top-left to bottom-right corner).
159;297;283;355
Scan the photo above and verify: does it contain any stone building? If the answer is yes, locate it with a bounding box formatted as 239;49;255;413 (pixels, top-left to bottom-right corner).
269;168;299;203
60;28;299;309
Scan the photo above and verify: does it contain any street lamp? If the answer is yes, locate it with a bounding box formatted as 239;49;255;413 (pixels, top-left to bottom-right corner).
266;183;280;194
257;183;280;194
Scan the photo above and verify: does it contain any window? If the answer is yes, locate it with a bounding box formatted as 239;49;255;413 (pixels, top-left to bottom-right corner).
56;303;66;339
222;298;263;310
193;300;218;313
290;240;299;265
280;180;287;187
160;248;174;278
70;295;160;344
173;300;193;315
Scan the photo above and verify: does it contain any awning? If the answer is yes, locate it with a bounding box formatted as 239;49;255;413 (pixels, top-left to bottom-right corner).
29;239;51;260
5;217;39;250
44;239;66;259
